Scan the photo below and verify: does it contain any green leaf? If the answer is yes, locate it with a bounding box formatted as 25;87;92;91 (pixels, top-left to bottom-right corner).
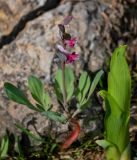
87;70;104;100
42;111;67;123
15;124;43;141
96;140;120;160
77;70;103;109
43;92;51;110
120;143;131;160
108;45;131;113
100;91;129;153
76;71;89;103
28;75;44;104
15;136;24;157
54;79;63;103
4;83;37;111
97;45;131;159
28;76;51;111
0;135;9;158
99;90;122;116
54;67;74;102
65;67;74;101
96;139;112;149
80;75;90;103
78;71;88;91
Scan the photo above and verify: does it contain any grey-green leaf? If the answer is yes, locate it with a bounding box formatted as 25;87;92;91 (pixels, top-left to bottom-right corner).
28;75;44;105
28;76;51;110
77;70;103;109
4;82;37;111
54;67;74;102
0;135;9;158
15;124;42;141
87;70;104;100
42;111;67;123
78;71;88;91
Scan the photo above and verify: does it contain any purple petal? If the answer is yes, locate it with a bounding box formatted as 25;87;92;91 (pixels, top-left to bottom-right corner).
64;38;77;48
63;16;73;25
56;44;70;54
66;52;79;63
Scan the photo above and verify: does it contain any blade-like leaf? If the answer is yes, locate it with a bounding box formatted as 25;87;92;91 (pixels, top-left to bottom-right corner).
76;71;89;103
96;139;113;149
65;67;74;101
28;75;44;105
77;70;103;109
28;76;51;111
42;111;67;123
108;45;131;113
100;91;129;153
4;83;37;111
78;71;88;91
80;75;90;103
96;140;120;160
15;124;42;141
43;92;51;110
54;80;63;103
87;70;104;100
54;67;74;102
0;135;9;158
15;136;24;157
97;45;131;159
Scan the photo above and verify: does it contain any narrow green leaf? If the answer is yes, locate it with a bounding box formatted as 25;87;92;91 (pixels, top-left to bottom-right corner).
4;83;37;111
28;76;51;111
67;84;74;101
43;92;51;110
15;136;24;157
65;67;74;101
80;75;90;103
54;80;63;103
15;124;43;141
28;75;44;104
87;70;104;100
76;71;89;104
0;135;9;158
42;111;67;123
96;139;112;149
78;72;88;91
77;70;103;109
54;67;74;102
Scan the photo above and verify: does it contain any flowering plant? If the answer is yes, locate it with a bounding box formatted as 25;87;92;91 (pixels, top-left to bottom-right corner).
4;16;103;150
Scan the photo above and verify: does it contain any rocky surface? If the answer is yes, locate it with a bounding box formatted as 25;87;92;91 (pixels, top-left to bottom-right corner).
0;0;137;143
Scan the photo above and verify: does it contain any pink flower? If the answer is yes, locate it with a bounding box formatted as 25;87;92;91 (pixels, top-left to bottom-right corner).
57;44;79;63
66;52;79;63
64;38;77;48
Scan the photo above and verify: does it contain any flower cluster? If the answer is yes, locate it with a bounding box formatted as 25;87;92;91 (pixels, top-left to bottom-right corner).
57;16;79;64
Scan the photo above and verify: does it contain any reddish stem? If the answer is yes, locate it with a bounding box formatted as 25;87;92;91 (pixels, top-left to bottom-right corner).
61;119;80;150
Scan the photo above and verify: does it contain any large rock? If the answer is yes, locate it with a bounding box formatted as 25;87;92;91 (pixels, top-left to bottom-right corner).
0;0;137;139
0;0;48;37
